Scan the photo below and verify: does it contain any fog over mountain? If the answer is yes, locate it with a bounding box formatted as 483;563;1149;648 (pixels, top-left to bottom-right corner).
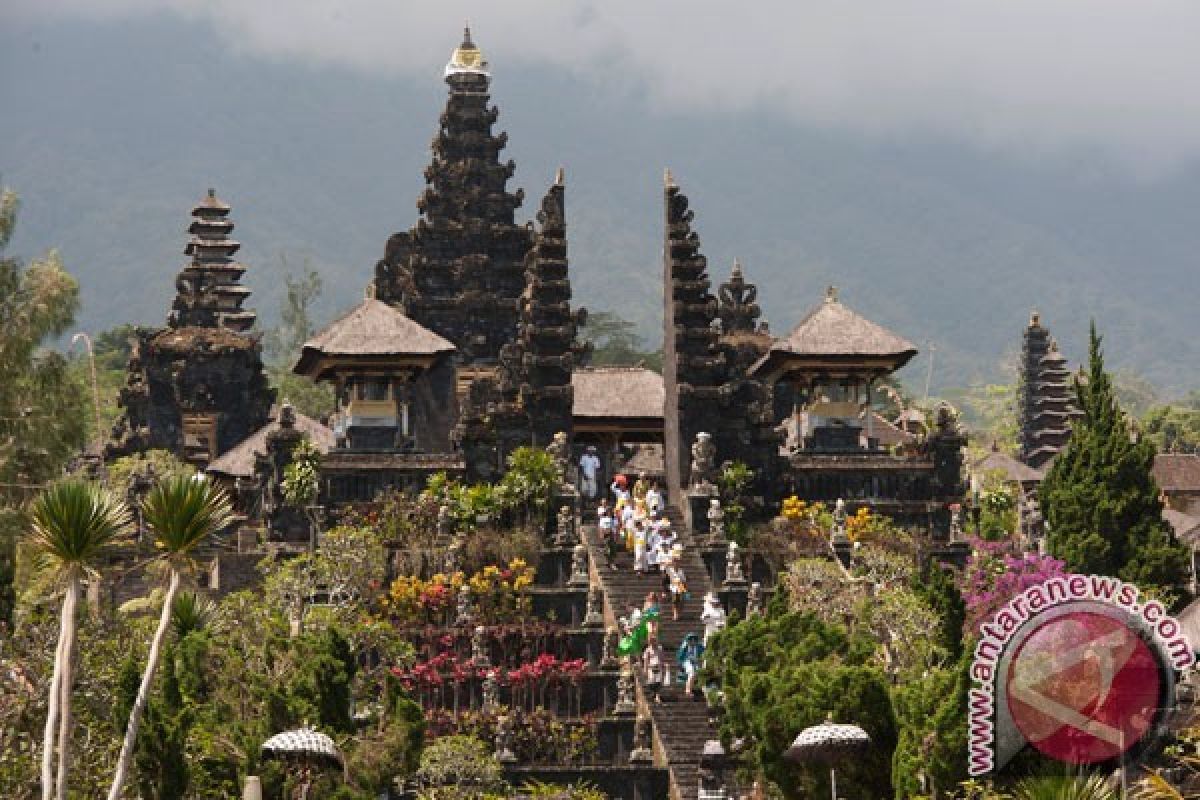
2;8;1199;393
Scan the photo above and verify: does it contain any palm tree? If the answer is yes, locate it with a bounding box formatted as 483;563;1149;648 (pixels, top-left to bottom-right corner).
106;474;233;800
28;479;132;800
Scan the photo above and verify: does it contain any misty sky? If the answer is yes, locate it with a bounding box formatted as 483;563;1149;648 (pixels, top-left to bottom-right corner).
7;0;1200;179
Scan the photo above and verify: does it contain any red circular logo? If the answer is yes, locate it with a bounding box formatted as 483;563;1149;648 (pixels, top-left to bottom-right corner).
1005;610;1161;764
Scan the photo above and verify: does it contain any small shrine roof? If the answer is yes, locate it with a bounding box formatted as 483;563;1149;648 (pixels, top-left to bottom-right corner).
295;298;454;376
1153;454;1200;493
206;407;335;479
572;367;664;420
974;446;1044;484
1164;509;1200;545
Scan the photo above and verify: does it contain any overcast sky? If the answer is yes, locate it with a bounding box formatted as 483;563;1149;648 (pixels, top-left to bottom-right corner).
7;0;1200;178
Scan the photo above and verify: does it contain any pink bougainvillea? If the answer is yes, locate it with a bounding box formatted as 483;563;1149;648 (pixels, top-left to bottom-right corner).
963;537;1067;633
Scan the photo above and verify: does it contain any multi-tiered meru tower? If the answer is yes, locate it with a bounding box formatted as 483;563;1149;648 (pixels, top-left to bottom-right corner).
107;190;273;467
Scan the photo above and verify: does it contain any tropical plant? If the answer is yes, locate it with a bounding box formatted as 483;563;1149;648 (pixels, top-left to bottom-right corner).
27;479;131;800
413;734;504;800
106;475;233;800
1011;773;1118;800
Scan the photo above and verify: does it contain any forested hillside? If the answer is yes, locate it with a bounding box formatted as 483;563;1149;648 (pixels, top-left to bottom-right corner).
3;14;1199;393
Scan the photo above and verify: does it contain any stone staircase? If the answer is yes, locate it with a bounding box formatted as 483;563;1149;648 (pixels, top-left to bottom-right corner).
585;504;720;800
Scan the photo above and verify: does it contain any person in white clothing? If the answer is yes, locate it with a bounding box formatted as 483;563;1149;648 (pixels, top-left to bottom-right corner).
645;481;663;515
700;592;727;645
579;446;601;499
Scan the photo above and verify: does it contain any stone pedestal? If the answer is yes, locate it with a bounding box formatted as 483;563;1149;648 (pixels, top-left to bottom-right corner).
629;715;654;764
687;487;717;535
832;539;854;569
549;487;580;541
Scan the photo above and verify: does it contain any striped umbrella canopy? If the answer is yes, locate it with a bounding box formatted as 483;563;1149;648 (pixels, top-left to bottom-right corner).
784;719;871;764
261;727;343;768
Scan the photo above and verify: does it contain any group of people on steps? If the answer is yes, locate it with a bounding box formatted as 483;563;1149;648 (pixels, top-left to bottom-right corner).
598;471;729;702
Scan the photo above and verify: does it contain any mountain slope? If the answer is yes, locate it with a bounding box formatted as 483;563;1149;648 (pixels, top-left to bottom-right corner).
2;15;1198;393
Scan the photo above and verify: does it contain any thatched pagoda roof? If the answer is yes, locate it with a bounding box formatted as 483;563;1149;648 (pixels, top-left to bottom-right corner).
751;288;917;378
294;298;454;379
974;446;1045;485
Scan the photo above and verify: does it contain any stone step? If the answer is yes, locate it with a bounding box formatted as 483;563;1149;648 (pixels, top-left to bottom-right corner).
586;504;721;800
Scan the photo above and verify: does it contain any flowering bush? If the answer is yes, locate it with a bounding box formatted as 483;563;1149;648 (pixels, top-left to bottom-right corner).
963;538;1067;633
393;652;588;716
382;558;534;627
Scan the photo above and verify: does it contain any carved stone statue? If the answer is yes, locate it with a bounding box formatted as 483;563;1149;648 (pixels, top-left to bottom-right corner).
717;259;761;334
278;401;296;429
495;713;517;763
456;584;473;627
949;503;963;543
444;538;462;576
746;582;763;616
547;431;570;487
600;627;619;670
614;661;636;716
690;432;717;489
724;541;746;586
482;669;499;709
568;543;590;588
471;624;490;669
437;504;453;539
707;498;726;544
554;504;575;547
584;585;604;627
629;714;654;763
831;498;849;545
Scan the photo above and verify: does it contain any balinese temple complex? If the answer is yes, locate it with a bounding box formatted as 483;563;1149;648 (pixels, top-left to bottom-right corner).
107;27;970;544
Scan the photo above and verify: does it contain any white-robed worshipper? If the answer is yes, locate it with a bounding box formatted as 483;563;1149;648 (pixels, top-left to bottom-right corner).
645;481;663;515
579;446;601;499
700;592;727;645
646;524;664;572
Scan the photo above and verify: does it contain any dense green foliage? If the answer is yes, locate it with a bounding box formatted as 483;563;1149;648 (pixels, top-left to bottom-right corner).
265;265;336;419
1040;325;1190;600
706;588;897;799
1142;403;1200;454
577;311;662;372
912;561;967;662
0;188;90;628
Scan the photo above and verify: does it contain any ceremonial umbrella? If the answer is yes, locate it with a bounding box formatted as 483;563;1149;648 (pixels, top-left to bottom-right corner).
784;715;870;800
261;727;344;770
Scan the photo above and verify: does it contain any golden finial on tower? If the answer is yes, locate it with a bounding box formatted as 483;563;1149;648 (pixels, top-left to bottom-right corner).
825;285;839;303
446;22;489;77
664;168;675;188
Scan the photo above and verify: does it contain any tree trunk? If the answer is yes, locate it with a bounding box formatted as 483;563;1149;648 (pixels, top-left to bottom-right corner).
55;579;80;800
106;569;180;800
40;580;73;800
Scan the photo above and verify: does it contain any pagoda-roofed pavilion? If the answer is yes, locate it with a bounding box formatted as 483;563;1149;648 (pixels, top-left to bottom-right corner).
294;294;455;452
751;287;918;453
